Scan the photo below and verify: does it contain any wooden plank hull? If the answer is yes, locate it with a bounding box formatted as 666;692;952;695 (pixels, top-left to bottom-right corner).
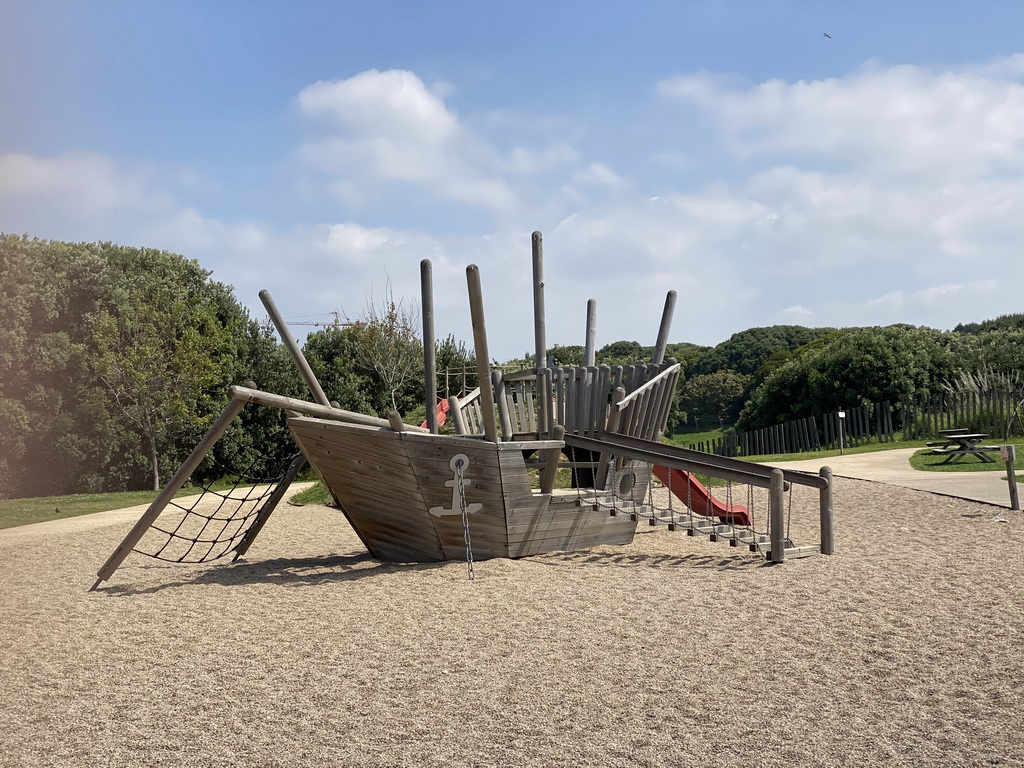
288;416;639;562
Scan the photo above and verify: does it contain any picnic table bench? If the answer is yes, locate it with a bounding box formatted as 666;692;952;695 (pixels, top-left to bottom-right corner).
928;432;1000;464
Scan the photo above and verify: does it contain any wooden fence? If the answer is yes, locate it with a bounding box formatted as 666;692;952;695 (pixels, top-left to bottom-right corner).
688;403;894;458
899;391;1023;441
685;391;1023;458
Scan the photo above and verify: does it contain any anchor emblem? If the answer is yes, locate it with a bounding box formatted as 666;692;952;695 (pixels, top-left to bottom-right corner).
428;454;483;517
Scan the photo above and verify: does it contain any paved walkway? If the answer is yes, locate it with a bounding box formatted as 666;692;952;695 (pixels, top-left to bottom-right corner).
766;448;1017;507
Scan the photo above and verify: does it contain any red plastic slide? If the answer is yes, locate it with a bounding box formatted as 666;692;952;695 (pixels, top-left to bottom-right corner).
652;465;750;526
420;399;451;430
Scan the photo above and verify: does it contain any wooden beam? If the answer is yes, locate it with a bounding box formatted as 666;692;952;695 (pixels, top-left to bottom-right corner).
228;385;429;432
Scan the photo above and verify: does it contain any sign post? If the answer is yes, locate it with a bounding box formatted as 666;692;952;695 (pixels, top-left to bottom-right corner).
838;411;846;455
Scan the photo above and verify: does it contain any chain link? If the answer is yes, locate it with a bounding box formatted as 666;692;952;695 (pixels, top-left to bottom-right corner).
455;457;475;580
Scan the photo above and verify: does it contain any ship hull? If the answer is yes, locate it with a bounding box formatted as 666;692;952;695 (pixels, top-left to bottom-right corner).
287;416;639;562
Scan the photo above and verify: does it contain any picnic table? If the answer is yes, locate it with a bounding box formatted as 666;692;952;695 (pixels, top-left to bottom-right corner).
928;432;1000;464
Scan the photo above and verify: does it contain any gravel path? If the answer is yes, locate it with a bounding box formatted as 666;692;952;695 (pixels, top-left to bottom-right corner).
2;479;1022;767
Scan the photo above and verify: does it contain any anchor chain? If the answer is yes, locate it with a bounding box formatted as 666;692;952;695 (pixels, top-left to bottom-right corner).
454;457;475;580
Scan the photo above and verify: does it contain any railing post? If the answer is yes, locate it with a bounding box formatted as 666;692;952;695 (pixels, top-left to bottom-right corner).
819;466;834;555
770;468;785;564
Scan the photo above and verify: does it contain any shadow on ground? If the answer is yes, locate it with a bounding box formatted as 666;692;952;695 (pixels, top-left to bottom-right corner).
96;550;448;596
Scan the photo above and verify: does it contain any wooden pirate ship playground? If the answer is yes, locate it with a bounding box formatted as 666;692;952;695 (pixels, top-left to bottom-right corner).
93;232;834;588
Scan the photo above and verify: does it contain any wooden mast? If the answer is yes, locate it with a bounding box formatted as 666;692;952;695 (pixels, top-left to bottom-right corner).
421;259;438;433
466;265;499;443
584;298;597;366
532;231;551;436
652;290;677;365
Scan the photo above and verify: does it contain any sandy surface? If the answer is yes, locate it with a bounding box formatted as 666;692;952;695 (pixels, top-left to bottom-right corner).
2;479;1023;767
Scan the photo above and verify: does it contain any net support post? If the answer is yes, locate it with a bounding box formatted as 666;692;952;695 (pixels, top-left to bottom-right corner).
769;468;785;564
92;395;249;589
819;466;835;554
231;452;308;561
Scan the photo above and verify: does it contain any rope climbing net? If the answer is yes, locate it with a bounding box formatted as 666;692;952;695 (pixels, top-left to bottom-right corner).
132;431;302;564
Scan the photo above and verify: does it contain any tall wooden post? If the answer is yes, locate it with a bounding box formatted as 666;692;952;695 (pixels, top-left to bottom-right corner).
819;466;834;554
769;468;785;564
467;265;498;443
652;290;677;365
584;299;597;366
421;259;438;433
532;231;551;436
259;289;331;406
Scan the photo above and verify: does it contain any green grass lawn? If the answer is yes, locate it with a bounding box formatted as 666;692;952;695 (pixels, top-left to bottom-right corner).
288;482;335;506
665;428;724;448
747;438;934;464
0;489;176;531
908;437;1024;477
0;480;273;531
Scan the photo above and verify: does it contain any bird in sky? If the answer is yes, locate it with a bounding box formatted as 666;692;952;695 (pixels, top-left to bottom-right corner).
823;32;832;38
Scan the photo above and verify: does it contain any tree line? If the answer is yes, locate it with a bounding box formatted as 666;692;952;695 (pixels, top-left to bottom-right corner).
3;234;1022;499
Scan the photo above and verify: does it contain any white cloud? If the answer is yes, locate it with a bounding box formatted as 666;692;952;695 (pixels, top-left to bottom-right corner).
801;280;1006;331
296;70;519;213
8;56;1024;359
783;305;813;316
660;59;1024;181
0;152;173;224
572;162;625;187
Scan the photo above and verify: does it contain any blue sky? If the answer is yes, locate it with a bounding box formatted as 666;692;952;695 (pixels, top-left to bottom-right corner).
3;1;1024;359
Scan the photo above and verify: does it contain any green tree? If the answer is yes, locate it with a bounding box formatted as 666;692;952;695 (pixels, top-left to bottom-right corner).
678;370;749;426
0;234;262;497
737;325;975;430
91;274;234;490
548;344;585;366
352;288;423;413
596;340;644;365
691;325;835;377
